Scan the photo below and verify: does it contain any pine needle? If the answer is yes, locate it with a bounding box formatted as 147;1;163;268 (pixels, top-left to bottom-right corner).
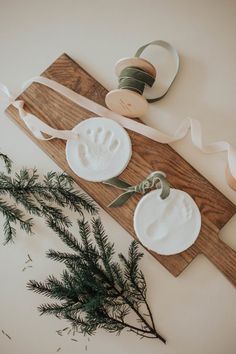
0;153;12;174
2;329;12;340
25;254;33;264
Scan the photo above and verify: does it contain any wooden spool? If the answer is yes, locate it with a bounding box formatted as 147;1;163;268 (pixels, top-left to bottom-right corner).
115;57;156;77
105;57;156;118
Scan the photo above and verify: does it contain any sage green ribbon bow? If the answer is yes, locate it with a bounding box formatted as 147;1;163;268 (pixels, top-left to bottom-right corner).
118;40;179;103
103;171;170;207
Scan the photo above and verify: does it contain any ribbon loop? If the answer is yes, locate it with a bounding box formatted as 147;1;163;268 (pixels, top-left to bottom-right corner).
134;40;180;102
1;87;79;142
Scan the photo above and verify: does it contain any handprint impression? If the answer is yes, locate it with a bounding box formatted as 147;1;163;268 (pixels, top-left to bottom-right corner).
146;192;193;241
78;127;120;170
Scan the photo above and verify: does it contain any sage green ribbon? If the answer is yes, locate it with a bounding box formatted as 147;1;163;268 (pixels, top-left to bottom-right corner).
118;67;155;94
118;40;179;103
103;171;170;207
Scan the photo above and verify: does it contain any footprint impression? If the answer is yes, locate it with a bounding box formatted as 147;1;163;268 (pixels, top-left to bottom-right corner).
78;127;120;171
147;192;193;241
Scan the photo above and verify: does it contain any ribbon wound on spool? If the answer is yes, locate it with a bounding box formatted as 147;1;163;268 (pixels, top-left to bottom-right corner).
118;66;156;95
105;40;180;117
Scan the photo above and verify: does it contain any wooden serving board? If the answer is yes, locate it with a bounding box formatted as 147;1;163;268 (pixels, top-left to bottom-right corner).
7;54;236;286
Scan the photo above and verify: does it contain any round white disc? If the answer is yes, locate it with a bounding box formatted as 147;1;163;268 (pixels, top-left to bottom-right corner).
105;89;148;118
66;117;132;182
134;189;201;255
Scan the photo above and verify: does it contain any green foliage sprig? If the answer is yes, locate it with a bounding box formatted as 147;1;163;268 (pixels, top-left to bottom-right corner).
27;218;166;343
0;153;98;244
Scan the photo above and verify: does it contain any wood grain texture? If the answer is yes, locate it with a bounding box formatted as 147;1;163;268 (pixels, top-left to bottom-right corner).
6;53;236;285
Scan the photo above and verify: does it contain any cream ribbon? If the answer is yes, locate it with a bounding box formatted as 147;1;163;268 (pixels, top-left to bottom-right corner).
0;76;236;190
0;81;78;141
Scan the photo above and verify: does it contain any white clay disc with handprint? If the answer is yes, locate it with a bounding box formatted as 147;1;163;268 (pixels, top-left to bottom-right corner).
66;117;132;182
134;188;201;255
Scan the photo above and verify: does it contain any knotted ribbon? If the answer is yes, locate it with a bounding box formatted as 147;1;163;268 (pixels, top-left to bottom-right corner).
103;171;170;207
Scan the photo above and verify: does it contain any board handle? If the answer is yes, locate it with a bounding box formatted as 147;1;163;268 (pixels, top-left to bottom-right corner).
198;222;236;287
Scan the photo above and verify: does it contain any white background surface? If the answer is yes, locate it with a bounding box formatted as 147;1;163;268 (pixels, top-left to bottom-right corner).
0;0;236;353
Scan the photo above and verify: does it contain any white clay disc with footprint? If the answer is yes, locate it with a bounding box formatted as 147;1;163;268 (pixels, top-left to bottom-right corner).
66;117;132;182
134;189;201;255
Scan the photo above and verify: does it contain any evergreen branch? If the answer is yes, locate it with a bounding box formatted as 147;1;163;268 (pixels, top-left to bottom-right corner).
0;154;98;243
38;302;70;317
38;201;72;228
43;172;98;215
101;310;158;338
28;219;166;343
46;250;80;263
3;218;16;244
27;279;57;298
46;219;82;253
91;218;115;282
0;199;33;244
